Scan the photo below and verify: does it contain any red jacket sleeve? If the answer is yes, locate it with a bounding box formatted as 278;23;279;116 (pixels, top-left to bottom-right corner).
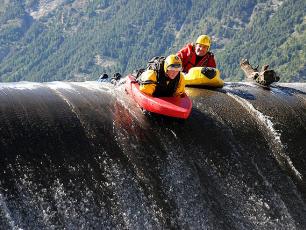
177;44;190;62
177;43;194;72
178;44;194;59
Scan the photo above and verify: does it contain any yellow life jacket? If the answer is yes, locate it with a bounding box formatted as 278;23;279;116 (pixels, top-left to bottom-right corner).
184;67;224;88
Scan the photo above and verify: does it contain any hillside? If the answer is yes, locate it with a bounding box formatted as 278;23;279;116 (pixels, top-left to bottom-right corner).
0;0;305;82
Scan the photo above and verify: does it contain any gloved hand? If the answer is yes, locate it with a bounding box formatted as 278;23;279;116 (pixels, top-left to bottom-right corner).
98;73;108;82
112;73;122;80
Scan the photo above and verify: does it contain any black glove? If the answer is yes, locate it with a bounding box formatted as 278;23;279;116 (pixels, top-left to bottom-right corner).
201;67;216;79
112;73;122;80
98;73;108;82
101;73;108;79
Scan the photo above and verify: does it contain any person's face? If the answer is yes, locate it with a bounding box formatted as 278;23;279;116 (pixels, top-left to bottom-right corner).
195;44;209;56
166;69;180;79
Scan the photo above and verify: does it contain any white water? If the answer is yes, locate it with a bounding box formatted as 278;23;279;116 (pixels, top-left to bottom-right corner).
227;92;303;182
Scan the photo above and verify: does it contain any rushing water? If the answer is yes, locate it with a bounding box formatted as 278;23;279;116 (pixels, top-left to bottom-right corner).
0;81;305;229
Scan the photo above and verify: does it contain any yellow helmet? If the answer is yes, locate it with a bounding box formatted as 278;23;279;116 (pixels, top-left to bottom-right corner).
164;54;182;72
196;35;211;48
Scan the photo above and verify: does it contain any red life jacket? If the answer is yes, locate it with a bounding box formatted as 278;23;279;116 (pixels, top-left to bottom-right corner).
177;43;216;73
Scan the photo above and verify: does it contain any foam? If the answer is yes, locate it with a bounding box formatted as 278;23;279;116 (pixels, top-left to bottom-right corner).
0;81;42;90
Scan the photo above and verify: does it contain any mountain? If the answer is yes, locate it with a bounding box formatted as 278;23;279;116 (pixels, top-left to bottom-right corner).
0;0;305;82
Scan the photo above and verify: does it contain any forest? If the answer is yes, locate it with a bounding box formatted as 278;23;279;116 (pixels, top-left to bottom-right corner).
0;0;305;82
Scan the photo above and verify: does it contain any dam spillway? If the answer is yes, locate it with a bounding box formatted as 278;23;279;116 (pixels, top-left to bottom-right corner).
0;81;305;229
